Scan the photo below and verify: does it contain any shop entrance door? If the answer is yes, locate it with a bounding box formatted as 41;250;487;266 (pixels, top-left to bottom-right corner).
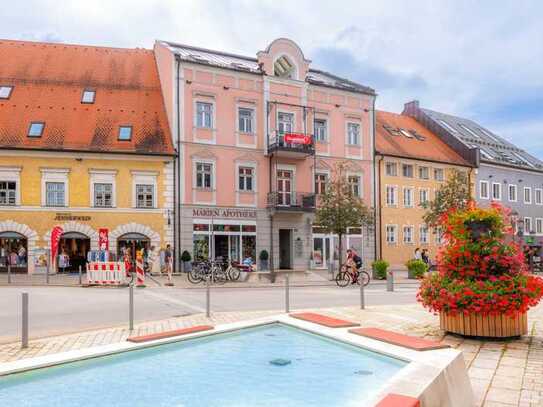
313;236;331;269
279;229;292;269
58;232;90;273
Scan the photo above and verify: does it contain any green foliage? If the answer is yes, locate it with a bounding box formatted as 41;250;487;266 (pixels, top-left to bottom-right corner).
314;163;374;265
371;259;389;279
259;250;269;261
181;250;192;262
406;259;429;279
422;169;471;227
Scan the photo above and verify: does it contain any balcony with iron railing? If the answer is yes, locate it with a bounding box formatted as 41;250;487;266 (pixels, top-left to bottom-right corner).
267;131;315;158
267;191;316;212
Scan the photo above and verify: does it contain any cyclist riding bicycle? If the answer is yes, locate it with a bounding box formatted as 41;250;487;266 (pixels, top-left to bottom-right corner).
346;249;363;284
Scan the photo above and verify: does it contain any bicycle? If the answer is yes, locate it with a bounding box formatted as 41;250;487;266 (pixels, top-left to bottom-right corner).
335;263;370;287
188;260;227;285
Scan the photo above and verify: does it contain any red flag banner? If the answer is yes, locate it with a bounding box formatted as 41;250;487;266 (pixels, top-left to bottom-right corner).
98;228;109;251
50;226;64;267
284;133;312;145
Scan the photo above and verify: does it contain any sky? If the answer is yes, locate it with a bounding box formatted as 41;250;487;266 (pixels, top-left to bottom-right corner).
3;0;542;158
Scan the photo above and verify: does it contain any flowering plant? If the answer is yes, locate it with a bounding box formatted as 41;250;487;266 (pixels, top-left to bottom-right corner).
417;202;543;316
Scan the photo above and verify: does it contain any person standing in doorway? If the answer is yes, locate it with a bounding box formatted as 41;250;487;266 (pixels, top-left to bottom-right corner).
414;247;422;260
164;244;173;286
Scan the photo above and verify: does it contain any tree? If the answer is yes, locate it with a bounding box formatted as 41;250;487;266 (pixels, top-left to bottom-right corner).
314;163;373;270
422;169;471;227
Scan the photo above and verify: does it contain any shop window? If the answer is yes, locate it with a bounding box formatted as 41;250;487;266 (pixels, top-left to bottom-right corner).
46;182;65;207
238;108;254;133
213;224;241;232
94;183;113;207
0;181;17;206
193;234;210;261
196;102;213;128
196;162;213;189
136;184;154;208
242;235;256;262
0;231;27;270
238;167;254;191
193;224;210;232
242;225;256;233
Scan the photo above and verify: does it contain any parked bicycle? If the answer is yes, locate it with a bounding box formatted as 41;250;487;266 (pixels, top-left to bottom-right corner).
335;263;370;287
188;259;244;284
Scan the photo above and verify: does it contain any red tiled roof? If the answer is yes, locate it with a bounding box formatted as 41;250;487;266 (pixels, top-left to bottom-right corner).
0;39;174;155
376;110;470;166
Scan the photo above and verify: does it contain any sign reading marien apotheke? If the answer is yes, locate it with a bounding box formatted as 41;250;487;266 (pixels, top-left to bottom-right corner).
193;208;257;219
54;213;91;221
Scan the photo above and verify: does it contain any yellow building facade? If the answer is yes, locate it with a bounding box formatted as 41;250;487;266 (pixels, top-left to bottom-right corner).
0;150;174;273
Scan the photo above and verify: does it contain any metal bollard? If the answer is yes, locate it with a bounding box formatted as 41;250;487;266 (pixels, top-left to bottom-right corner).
21;292;29;349
129;284;134;331
285;274;290;313
360;281;365;309
78;265;82;285
7;264;11;284
46;263;50;284
386;271;394;292
206;276;211;318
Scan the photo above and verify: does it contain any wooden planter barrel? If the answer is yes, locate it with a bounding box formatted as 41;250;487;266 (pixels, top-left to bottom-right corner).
440;312;527;337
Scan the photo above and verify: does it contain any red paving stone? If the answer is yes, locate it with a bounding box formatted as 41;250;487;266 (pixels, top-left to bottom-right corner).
349;327;449;351
127;325;214;343
375;393;420;407
289;312;359;328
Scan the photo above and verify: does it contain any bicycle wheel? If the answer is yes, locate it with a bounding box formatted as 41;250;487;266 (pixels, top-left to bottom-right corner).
187;265;204;284
357;271;370;287
212;267;227;285
335;271;351;287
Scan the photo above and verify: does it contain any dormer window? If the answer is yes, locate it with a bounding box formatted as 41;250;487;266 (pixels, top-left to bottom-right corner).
0;86;13;99
274;55;295;79
81;89;96;104
118;126;132;141
28;122;45;137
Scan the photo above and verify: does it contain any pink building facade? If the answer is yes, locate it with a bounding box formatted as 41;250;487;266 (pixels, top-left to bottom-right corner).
154;38;376;270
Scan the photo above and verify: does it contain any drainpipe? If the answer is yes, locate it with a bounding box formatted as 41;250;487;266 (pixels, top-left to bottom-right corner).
376;155;383;260
174;54;182;272
371;97;380;261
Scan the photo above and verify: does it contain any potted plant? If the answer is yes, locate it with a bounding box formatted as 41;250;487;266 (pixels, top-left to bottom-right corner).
418;202;543;337
259;250;269;271
406;259;428;279
181;250;192;273
371;259;389;280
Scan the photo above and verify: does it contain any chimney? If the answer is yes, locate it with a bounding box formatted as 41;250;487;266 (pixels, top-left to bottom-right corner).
402;100;420;116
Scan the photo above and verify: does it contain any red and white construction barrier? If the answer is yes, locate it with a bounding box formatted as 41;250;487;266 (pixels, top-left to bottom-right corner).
86;262;127;285
136;259;145;287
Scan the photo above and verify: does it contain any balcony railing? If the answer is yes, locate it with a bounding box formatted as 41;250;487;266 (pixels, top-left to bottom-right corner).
267;191;316;212
268;131;315;158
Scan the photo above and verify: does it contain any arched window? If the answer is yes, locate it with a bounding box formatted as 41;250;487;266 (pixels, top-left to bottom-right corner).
274;55;296;79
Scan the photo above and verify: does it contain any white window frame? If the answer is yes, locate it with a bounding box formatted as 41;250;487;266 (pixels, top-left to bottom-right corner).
347;173;362;198
403;225;414;244
277;110;295;134
314;118;328;143
195;100;214;129
89;169;117;208
385;185;398;206
418;166;430;180
41;168;69;207
402;164;414;178
524;187;532;204
524;217;533;234
0;166;21;206
492;182;501;201
237;107;255;134
419;188;430;206
434;168;444;181
385;224;397;244
508;184;517;202
194;161;215;190
131;171;158;209
314;172;328;195
535;218;543;235
238;165;256;192
403;187;414;208
535;188;543;205
480;180;489;199
385;162;397;177
419;225;429;244
346;122;361;145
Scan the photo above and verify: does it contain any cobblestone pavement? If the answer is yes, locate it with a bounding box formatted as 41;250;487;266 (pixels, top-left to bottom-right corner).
1;303;542;407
